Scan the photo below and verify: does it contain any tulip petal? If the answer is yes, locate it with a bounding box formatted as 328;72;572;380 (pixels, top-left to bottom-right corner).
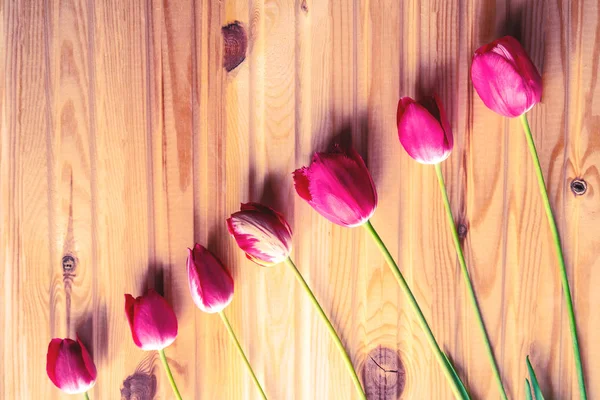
131;289;178;350
77;336;97;380
187;244;234;313
124;294;143;348
398;102;452;164
397;97;416;127
292;168;312;201
46;338;62;388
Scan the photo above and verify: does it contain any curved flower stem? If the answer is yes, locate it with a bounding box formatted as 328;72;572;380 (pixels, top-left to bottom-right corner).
158;348;183;400
434;162;507;400
218;311;268;399
363;220;470;400
520;113;587;399
83;392;90;400
283;257;366;400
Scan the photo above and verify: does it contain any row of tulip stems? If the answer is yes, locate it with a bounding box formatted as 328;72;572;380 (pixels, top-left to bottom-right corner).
46;35;585;400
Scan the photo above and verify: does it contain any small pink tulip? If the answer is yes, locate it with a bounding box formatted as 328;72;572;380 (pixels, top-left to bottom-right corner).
227;202;293;266
293;145;377;227
124;289;178;351
187;244;235;313
46;337;97;394
396;94;453;164
471;35;542;118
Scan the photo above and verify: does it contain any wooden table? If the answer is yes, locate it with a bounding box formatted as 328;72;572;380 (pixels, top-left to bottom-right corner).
1;0;598;399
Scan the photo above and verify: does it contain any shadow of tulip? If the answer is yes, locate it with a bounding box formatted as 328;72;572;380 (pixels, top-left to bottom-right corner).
75;306;108;366
143;263;166;297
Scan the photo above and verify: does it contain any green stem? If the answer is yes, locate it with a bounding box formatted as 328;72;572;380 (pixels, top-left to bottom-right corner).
520;113;587;399
83;392;90;400
218;311;268;399
283;257;366;400
363;220;469;400
434;163;508;400
158;348;183;400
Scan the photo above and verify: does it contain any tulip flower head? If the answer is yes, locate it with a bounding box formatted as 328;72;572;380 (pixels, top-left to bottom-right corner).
187;244;235;313
471;35;542;118
124;289;178;351
293;145;377;227
227;202;293;267
396;94;454;164
46;337;97;394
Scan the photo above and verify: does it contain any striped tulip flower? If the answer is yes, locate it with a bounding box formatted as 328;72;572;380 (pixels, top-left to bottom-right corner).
46;337;97;395
293;145;377;227
227;202;293;267
471;35;542;118
396;94;453;164
187;244;234;313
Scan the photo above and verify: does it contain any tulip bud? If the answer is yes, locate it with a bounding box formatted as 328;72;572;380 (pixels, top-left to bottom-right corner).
227;202;293;266
471;35;542;118
396;94;453;164
293;145;378;227
124;289;178;351
46;337;97;394
187;244;235;313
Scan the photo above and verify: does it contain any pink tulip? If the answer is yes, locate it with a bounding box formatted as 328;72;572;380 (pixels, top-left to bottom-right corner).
46;337;97;394
187;244;235;313
293;145;377;227
396;94;453;164
227;202;293;266
471;35;542;118
124;289;178;351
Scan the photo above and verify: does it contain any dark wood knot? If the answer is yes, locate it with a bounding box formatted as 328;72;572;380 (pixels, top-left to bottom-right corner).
121;372;157;400
457;223;468;239
570;179;587;196
363;346;405;399
222;21;248;72
62;255;76;272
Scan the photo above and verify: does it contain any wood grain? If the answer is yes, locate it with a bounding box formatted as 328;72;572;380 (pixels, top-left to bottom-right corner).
1;0;599;399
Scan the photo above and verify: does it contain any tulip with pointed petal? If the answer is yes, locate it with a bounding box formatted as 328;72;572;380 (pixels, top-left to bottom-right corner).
47;337;97;398
396;94;453;164
187;244;234;313
124;289;182;400
471;35;542;118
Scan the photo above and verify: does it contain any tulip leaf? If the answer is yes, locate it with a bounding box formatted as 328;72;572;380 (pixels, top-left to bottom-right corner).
526;356;545;400
525;379;533;400
442;351;471;400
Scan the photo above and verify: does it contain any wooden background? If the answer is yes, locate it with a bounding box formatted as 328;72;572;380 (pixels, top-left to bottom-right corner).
1;0;599;399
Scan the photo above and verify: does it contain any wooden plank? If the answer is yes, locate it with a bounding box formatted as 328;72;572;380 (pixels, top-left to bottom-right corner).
2;0;600;399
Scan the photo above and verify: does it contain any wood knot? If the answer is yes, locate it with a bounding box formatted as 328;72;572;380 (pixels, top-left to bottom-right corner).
301;0;309;12
222;21;247;72
570;179;587;196
363;346;405;399
62;255;76;272
121;372;157;400
457;223;468;239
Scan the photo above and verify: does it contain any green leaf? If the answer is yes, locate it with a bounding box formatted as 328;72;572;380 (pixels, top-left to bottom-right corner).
442;351;471;400
526;356;545;400
525;379;533;400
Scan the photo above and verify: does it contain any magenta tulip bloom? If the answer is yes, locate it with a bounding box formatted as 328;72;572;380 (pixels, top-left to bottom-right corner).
187;244;235;313
46;337;97;394
471;35;542;118
293;146;377;227
396;94;453;164
124;289;178;351
227;202;293;266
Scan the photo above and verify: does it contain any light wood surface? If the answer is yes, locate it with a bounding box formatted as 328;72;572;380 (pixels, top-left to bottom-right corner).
1;0;599;399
